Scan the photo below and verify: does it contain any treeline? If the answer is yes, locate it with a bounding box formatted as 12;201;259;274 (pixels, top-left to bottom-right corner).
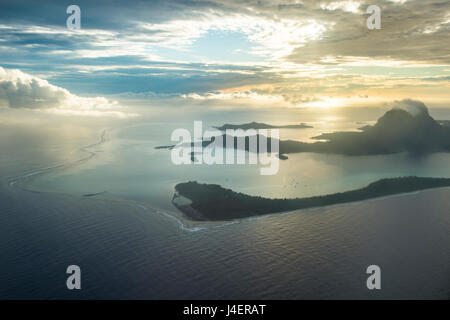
175;177;450;221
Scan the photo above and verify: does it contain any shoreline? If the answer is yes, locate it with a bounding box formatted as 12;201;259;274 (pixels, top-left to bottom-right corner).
7;155;450;231
6;129;109;191
6;124;450;230
173;178;450;221
175;187;450;222
3;127;227;231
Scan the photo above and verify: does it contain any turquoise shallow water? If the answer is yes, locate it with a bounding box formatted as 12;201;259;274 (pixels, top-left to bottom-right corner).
1;118;450;299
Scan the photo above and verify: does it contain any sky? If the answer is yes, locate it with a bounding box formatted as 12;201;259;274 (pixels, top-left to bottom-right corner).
0;0;449;118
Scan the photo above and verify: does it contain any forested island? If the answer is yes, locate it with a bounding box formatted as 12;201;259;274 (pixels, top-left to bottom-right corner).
225;104;450;156
173;177;450;221
157;104;450;157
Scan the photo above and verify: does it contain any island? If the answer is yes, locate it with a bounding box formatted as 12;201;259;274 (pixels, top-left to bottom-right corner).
173;177;450;221
215;121;312;131
154;145;175;150
157;101;450;157
300;103;450;155
259;102;450;156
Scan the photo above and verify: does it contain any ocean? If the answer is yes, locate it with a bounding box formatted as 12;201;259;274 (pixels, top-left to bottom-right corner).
1;111;449;299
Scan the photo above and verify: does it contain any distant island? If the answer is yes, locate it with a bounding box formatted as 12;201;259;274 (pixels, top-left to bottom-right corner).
300;103;450;155
173;177;450;221
215;121;312;131
157;101;450;157
154;145;175;150
266;102;450;156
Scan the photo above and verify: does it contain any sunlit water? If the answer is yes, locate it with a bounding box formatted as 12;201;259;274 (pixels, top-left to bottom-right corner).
27;121;450;211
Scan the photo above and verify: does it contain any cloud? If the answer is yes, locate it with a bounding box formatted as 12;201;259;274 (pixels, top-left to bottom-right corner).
140;12;330;59
0;67;133;117
1;1;449;65
287;0;450;65
0;0;449;108
320;1;361;13
391;99;429;116
182;90;284;102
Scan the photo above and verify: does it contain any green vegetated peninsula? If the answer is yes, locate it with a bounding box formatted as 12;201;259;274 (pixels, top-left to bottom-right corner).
173;177;450;221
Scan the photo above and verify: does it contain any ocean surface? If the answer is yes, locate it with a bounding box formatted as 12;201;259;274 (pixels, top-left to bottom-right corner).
1;114;450;299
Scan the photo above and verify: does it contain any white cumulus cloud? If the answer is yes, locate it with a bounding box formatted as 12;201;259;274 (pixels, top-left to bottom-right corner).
0;67;134;118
